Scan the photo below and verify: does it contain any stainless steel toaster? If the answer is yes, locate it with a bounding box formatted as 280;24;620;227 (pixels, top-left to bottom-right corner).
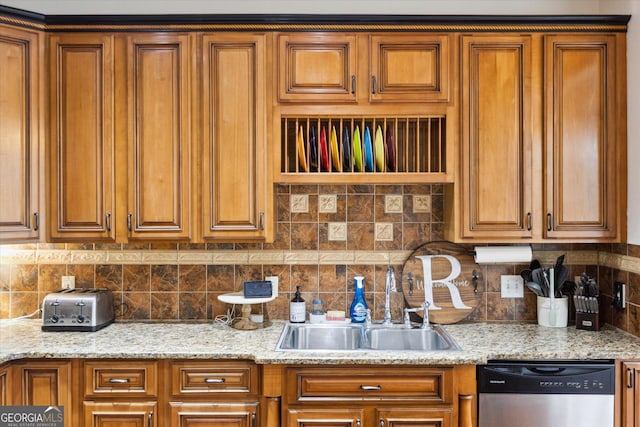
42;288;115;331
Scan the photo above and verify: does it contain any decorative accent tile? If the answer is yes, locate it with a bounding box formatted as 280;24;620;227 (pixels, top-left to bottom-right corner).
354;251;391;264
319;251;355;265
328;222;347;241
319;194;338;213
413;195;432;213
70;251;107;264
290;194;309;213
178;251;213;264
284;251;319;264
212;251;249;264
107;251;143;264
375;222;394;241
36;250;70;264
384;195;403;213
0;249;36;264
248;250;285;264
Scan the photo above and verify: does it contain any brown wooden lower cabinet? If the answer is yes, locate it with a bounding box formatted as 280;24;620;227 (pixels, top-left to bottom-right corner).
0;363;9;405
83;401;157;427
620;360;640;427
282;365;474;427
3;359;476;427
169;402;259;427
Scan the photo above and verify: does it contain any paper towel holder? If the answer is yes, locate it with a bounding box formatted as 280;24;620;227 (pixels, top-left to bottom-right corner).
471;245;533;264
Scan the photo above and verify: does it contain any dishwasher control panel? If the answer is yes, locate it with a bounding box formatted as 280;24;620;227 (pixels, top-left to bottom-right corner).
478;360;615;394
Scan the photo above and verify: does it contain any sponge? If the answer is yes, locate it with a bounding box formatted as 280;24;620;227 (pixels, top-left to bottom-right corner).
326;310;345;321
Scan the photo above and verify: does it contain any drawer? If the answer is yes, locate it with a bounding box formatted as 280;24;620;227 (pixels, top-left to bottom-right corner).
170;360;258;395
84;360;157;397
287;367;453;404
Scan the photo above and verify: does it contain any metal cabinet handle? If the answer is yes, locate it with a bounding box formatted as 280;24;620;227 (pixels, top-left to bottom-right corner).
33;212;39;231
371;76;377;94
380;419;385;427
148;411;153;427
547;213;553;232
106;213;111;232
356;420;361;427
628;368;635;389
360;384;381;391
127;213;132;232
108;378;130;384
526;212;532;231
251;412;256;427
259;212;265;230
351;75;356;94
204;377;225;384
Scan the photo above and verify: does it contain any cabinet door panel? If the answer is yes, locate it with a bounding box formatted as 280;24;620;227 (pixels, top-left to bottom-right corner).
378;409;452;427
544;34;617;239
278;33;357;102
170;402;258;427
49;33;114;241
621;361;640;427
370;34;450;102
202;33;268;240
13;362;72;427
0;26;41;242
461;35;532;238
84;401;156;427
126;33;191;240
287;408;364;427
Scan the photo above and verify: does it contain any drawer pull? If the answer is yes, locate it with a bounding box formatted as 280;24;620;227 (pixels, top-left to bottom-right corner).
359;384;381;391
204;377;226;384
108;378;131;384
380;419;385;427
148;411;153;427
356;419;361;427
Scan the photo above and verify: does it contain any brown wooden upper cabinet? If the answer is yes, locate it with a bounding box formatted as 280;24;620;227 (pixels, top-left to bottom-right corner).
200;33;271;241
277;32;450;103
543;34;622;240
460;34;533;239
48;33;116;242
0;25;43;243
455;32;625;242
124;33;193;241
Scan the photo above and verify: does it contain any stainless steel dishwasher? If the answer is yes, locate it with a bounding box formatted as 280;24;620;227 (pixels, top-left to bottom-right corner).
478;360;615;427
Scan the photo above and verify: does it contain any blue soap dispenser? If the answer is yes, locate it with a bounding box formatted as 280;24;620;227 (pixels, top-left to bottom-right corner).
349;276;369;323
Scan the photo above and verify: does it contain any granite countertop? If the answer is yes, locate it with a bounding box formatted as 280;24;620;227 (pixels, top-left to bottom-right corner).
2;319;640;365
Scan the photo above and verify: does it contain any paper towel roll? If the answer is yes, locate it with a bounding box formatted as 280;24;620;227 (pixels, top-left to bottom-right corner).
473;246;532;264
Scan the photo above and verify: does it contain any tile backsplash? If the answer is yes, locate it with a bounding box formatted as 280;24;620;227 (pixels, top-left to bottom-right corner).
1;184;640;339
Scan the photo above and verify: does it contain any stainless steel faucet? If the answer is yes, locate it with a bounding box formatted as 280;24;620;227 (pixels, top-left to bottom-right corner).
382;266;397;326
403;301;431;329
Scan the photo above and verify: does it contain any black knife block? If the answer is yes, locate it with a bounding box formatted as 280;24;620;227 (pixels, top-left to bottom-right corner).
576;311;601;331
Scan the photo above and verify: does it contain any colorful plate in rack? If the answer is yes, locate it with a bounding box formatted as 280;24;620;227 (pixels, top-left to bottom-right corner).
330;126;342;172
364;126;374;172
375;125;385;172
353;126;363;172
297;126;309;172
309;126;318;172
320;126;330;172
386;126;396;172
341;126;351;171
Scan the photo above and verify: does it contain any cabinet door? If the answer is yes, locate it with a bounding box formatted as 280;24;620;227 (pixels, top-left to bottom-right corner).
0;25;42;242
278;33;357;102
125;33;192;240
84;401;156;427
622;361;640;427
460;35;533;239
201;33;270;241
544;34;618;239
378;409;452;427
286;408;364;427
12;361;72;427
0;364;8;405
369;34;450;103
49;33;115;241
170;402;258;427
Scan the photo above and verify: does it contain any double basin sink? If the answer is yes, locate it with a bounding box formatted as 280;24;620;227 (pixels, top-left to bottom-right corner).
276;322;461;352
